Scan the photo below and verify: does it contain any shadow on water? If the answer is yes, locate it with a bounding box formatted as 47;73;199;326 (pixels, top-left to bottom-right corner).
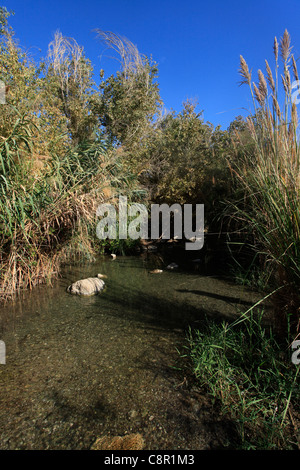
100;280;229;332
176;289;257;308
0;254;268;450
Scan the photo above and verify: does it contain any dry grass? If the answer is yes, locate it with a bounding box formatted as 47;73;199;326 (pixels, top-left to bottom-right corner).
95;29;144;79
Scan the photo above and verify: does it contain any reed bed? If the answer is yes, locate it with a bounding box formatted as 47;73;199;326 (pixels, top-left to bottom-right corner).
0;107;139;302
192;33;300;448
230;30;300;335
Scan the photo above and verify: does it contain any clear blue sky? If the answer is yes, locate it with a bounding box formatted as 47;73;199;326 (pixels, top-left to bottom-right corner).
4;0;300;130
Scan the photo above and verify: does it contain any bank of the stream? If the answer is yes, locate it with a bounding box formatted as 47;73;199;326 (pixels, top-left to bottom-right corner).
0;251;271;450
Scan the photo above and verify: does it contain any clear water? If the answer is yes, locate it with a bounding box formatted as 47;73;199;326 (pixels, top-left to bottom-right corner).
0;252;267;449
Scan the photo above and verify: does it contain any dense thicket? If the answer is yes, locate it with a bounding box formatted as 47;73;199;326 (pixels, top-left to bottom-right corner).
0;8;299;340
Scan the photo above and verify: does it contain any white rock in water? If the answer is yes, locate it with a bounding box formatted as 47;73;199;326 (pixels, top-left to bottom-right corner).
147;245;158;252
67;277;105;296
166;262;179;270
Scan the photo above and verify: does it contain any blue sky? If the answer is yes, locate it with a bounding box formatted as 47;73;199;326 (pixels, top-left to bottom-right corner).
4;0;300;130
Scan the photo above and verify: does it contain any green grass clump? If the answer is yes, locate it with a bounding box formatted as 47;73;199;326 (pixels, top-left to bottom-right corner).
186;312;300;449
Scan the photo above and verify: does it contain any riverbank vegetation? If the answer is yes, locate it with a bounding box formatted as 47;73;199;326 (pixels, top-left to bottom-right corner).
0;6;299;449
0;8;148;300
186;311;299;449
186;30;300;449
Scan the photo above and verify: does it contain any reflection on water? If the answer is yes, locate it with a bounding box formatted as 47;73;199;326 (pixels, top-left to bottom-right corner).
0;254;267;449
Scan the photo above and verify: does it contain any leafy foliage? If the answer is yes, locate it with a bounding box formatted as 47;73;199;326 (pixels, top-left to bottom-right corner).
141;100;232;226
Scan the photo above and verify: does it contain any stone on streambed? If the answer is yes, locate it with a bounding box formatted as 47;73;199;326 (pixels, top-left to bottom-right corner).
97;273;107;279
67;275;105;296
91;433;145;450
166;262;179;270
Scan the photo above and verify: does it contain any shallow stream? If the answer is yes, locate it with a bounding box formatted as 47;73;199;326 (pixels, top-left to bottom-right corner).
0;251;268;449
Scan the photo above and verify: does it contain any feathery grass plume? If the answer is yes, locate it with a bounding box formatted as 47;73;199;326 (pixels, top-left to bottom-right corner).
291;101;298;128
280;29;292;63
95;29;144;79
265;60;275;93
272;95;281;119
47;31;85;96
246;116;256;139
239;55;251;85
253;82;263;105
281;73;288;94
292;55;299;81
258;69;268;101
284;65;292;94
274;37;279;62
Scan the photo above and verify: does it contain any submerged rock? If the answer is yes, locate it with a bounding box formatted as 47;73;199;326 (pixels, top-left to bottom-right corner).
67;277;105;296
97;273;107;279
166;262;179;270
147;244;158;252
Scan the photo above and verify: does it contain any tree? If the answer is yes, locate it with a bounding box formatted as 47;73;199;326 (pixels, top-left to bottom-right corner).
0;6;13;36
46;31;100;146
142;99;231;213
95;30;162;169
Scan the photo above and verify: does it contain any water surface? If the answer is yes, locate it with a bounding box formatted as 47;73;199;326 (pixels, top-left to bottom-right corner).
0;253;267;449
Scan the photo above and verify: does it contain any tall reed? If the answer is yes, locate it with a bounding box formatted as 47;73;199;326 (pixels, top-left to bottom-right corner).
232;30;300;335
